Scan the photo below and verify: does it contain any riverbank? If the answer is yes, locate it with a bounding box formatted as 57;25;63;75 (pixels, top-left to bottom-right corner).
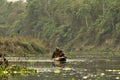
0;37;48;56
0;36;120;57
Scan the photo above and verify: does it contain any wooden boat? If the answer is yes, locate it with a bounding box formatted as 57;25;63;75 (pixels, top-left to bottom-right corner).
52;48;66;62
53;56;66;62
53;56;66;67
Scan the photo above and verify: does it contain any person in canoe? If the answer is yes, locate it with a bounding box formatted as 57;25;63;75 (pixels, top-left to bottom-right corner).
0;52;9;68
52;48;66;62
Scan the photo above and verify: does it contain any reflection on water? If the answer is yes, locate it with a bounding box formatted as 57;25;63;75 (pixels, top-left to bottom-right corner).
52;60;66;67
1;56;120;80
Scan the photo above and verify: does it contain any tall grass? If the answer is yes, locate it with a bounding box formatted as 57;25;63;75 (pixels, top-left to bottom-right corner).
0;36;48;56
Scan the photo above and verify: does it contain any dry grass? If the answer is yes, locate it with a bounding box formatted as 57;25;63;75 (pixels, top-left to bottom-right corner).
0;37;48;56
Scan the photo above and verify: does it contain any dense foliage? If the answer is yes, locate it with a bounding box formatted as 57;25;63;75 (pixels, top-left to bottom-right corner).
0;0;120;54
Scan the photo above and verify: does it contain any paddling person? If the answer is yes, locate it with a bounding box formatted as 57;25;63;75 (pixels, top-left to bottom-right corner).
52;48;66;61
59;50;65;57
3;56;9;68
0;52;9;67
52;48;60;58
0;52;4;65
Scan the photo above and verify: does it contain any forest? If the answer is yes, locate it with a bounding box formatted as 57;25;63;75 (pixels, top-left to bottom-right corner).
0;0;120;56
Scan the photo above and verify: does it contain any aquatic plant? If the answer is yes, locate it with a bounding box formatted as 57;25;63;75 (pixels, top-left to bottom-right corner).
0;65;37;77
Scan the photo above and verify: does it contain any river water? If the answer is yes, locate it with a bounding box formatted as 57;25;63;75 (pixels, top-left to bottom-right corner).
1;56;120;80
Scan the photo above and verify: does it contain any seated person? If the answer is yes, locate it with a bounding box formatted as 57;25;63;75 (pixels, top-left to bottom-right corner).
3;56;9;68
0;52;3;57
52;48;60;58
0;52;9;67
59;50;65;57
52;48;66;60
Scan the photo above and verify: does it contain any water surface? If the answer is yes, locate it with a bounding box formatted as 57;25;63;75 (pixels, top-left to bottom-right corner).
1;56;120;80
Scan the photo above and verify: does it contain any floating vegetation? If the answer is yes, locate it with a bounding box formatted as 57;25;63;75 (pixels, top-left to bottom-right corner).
63;67;72;71
118;72;120;74
115;77;120;80
100;73;105;76
106;69;120;75
83;76;88;79
71;77;75;80
54;70;61;74
0;65;37;77
105;69;120;73
53;67;73;74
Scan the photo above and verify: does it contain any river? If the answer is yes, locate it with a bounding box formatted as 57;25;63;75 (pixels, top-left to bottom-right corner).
1;56;120;80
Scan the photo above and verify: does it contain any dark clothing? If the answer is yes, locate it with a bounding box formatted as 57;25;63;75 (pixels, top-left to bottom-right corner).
52;49;60;58
3;57;9;68
0;52;3;57
52;49;65;58
0;54;9;67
